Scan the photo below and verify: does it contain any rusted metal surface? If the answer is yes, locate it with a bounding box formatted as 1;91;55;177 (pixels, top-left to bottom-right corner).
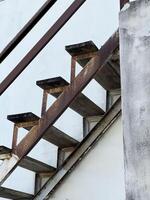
70;57;76;83
16;31;119;158
0;0;57;63
37;77;69;90
0;31;119;185
11;125;18;152
8;112;78;148
65;40;98;56
66;40;120;91
0;0;86;96
16;121;39;130
66;41;98;68
37;77;104;116
41;90;48;116
71;51;98;84
34;98;121;199
7;112;40;131
46;87;67;95
120;0;129;9
73;52;97;60
7;112;39;123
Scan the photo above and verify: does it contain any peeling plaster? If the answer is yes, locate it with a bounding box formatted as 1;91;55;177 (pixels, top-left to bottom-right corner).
120;0;150;199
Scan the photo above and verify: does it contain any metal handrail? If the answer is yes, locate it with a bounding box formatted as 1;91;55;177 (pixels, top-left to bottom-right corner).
0;0;86;95
0;0;127;96
0;0;57;63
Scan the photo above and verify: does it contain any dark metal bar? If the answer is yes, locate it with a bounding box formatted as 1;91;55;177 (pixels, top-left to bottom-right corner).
0;0;86;96
11;125;18;152
70;57;76;84
0;0;57;63
41;90;48;116
15;31;119;159
120;0;129;9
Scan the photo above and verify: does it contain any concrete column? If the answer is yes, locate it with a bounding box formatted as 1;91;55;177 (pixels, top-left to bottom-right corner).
119;1;150;199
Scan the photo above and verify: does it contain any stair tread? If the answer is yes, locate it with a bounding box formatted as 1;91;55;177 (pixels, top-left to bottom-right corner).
0;146;55;173
66;41;120;91
0;186;33;199
7;112;78;148
65;40;98;56
7;112;40;123
37;76;69;90
37;77;105;117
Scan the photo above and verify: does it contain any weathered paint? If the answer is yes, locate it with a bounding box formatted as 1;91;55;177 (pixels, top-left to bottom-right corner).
120;1;150;199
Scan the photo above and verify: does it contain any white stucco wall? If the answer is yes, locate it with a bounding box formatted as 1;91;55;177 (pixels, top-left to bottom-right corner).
0;0;119;198
49;116;125;200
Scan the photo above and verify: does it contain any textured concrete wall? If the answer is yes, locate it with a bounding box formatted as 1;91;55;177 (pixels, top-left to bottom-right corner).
120;1;150;199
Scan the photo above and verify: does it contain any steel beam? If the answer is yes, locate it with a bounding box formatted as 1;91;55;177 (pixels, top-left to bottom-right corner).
0;0;86;96
70;57;76;84
0;0;57;63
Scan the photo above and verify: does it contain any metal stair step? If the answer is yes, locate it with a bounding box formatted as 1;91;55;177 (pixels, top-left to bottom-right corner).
65;41;120;91
0;186;33;199
37;77;105;117
65;40;98;67
7;112;39;123
7;112;39;131
0;146;55;173
37;76;69;90
7;112;78;148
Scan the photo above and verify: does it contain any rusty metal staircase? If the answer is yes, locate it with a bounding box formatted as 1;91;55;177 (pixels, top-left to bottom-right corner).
0;0;128;199
0;34;120;200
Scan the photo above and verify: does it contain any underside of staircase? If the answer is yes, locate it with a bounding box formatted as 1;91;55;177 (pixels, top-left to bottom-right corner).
0;0;126;199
